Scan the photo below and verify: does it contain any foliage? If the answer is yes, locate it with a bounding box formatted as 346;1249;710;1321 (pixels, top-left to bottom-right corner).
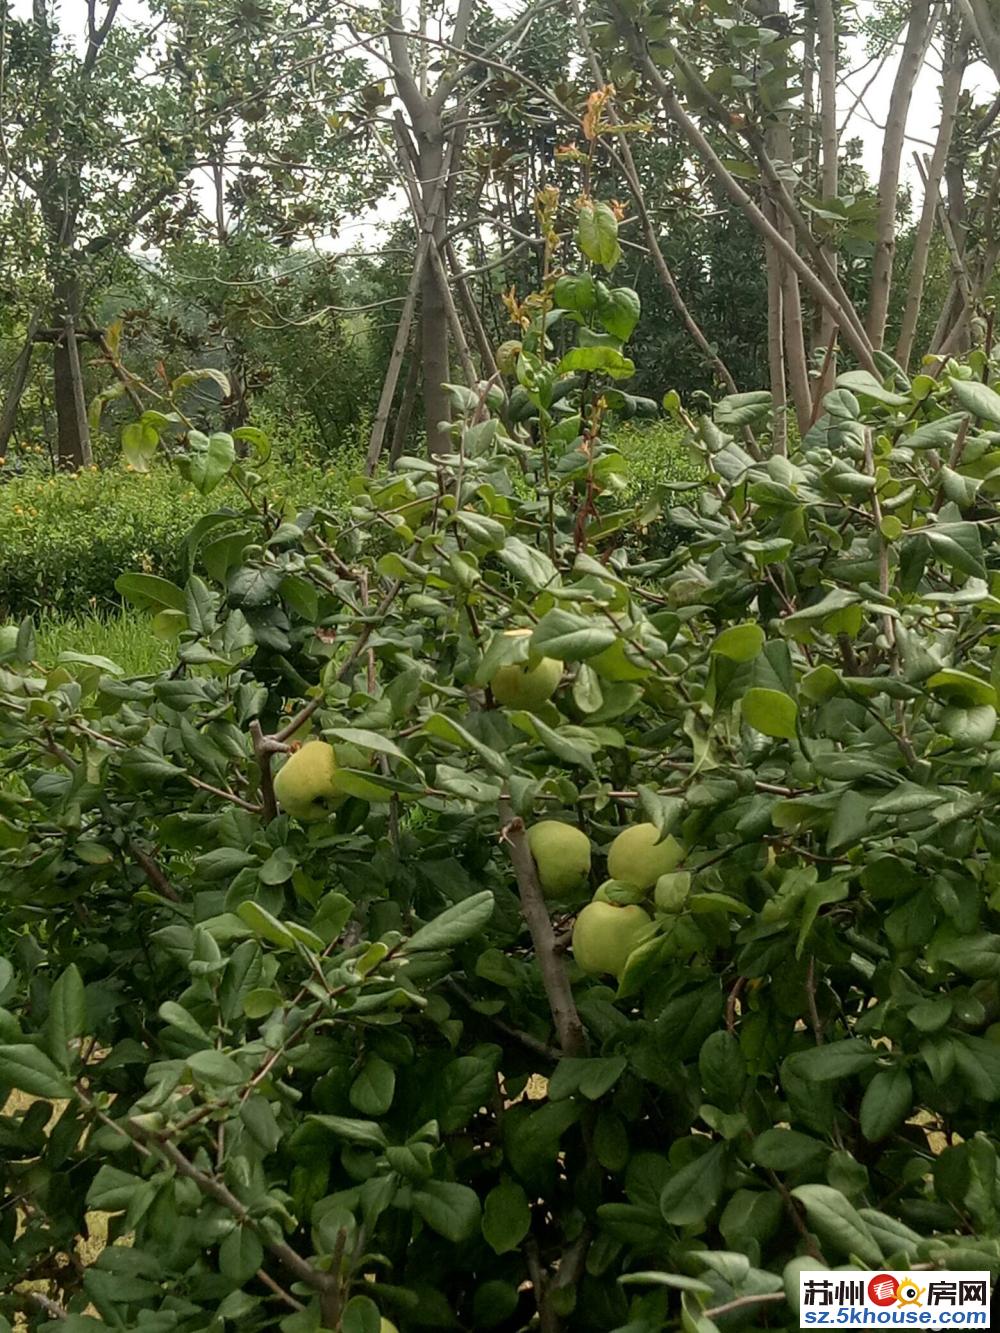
5;202;1000;1332
0;453;361;618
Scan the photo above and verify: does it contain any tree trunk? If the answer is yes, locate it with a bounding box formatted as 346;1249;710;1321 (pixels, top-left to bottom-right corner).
765;205;788;457
866;0;938;348
814;0;839;394
52;275;92;469
895;26;967;369
390;330;422;466
418;135;452;456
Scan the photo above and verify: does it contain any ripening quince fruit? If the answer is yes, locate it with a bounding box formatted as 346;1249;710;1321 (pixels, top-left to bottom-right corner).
490;629;563;709
380;1320;398;1333
607;823;684;890
527;820;591;898
572;900;651;978
273;740;365;821
654;870;691;913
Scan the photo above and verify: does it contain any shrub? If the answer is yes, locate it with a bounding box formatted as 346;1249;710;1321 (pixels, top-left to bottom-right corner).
0;450;362;618
4;206;1000;1331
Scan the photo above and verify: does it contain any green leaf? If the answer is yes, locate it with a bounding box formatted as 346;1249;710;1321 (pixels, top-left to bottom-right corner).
860;1067;912;1141
660;1144;727;1225
341;1296;381;1333
530;609;617;661
482;1179;531;1254
596;284;641;339
496;538;559;591
742;687;798;739
237;901;299;950
308;1114;388;1149
714;391;772;428
752;1128;828;1170
578;201;621;270
349;1054;395;1116
835;370;909;407
0;1044;73;1098
413;1180;482;1242
712;623;765;662
553;273;596;313
698;1031;746;1107
951;377;1000;422
219;1226;264;1283
555;345;635;380
114;573;187;613
187;1049;243;1086
786;1039;878;1082
121;420;159;472
46;964;86;1071
407;891;495;952
790;1184;884;1266
186;430;236;496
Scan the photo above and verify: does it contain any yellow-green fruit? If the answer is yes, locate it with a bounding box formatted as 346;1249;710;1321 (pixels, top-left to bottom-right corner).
527;821;591;898
380;1320;398;1333
572;900;651;978
273;741;341;821
607;823;683;890
654;871;691;913
491;632;563;710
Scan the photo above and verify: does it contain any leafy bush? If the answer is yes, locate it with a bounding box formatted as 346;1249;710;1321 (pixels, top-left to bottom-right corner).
0;451;362;618
5;203;1000;1332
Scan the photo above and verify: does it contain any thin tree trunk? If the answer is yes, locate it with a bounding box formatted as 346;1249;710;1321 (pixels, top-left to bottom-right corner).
814;0;839;394
958;0;1000;79
390;331;422;465
895;23;967;370
800;2;817;178
765;204;789;457
51;275;92;469
446;238;498;378
866;0;939;347
418;136;452;454
0;309;41;454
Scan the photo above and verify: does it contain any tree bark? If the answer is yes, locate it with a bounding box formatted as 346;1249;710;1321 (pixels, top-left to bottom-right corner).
866;0;939;347
51;275;92;469
895;22;967;369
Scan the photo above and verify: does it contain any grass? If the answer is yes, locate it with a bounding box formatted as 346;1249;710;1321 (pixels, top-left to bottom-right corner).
33;611;174;676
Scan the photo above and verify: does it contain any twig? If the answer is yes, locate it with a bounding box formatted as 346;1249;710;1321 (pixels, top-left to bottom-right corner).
705;1292;787;1319
26;1291;69;1321
257;1267;306;1312
805;957;825;1045
499;799;587;1057
250;721;278;822
446;979;561;1061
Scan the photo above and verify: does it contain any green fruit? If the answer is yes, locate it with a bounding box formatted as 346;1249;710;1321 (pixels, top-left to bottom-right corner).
607;823;684;890
491;631;563;709
654;871;691;913
381;1320;398;1333
527;821;591;898
273;741;342;821
572;900;651;978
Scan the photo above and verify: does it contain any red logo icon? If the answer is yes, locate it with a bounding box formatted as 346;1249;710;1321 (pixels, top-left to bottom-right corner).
868;1275;900;1307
